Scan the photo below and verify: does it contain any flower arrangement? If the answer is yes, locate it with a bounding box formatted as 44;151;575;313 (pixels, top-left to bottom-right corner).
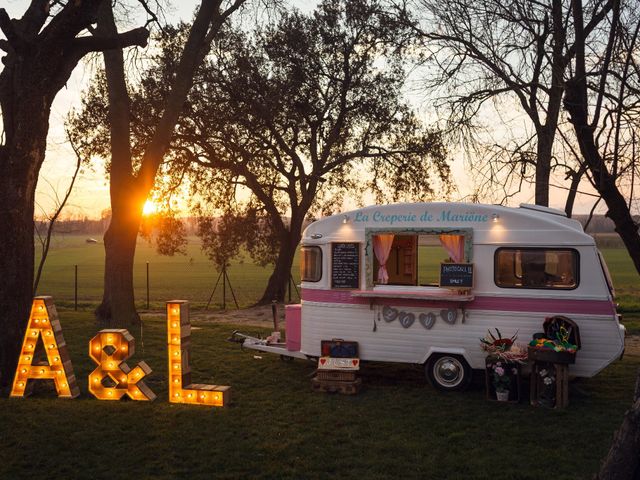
480;328;528;363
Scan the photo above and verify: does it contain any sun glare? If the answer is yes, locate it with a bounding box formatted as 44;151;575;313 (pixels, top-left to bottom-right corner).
142;200;158;216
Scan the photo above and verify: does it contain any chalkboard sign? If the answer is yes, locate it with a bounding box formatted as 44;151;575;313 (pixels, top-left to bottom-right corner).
331;243;360;289
439;263;474;289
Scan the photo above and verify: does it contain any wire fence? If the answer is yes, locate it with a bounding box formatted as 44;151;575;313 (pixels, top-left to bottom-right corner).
35;260;301;311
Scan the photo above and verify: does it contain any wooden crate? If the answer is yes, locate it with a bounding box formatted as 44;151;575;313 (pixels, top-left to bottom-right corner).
316;370;357;382
484;360;521;403
311;376;362;395
529;361;570;408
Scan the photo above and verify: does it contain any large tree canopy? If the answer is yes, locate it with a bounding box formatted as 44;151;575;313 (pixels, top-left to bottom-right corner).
73;0;452;304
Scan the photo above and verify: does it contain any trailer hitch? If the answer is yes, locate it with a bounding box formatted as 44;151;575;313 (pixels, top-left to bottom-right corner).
227;330;250;344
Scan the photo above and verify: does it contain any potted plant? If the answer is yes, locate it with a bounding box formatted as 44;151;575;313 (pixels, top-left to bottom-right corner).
490;362;516;401
481;329;528;402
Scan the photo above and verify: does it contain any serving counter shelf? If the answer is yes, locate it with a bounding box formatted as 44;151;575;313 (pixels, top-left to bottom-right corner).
351;288;474;302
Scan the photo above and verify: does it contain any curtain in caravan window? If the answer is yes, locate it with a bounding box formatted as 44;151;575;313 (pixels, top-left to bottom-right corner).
439;234;465;262
373;234;395;284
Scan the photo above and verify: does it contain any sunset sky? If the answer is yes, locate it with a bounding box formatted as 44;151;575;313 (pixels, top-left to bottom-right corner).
4;0;604;220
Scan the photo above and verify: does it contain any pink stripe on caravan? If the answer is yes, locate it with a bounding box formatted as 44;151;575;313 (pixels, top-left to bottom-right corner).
301;288;616;316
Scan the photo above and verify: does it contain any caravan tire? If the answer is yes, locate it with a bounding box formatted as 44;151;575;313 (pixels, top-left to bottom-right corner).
425;354;472;392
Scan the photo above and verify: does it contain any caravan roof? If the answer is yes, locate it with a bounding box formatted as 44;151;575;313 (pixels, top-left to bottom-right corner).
302;202;592;246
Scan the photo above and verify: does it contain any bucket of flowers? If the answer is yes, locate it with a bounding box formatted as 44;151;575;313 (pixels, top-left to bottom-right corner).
480;329;528;402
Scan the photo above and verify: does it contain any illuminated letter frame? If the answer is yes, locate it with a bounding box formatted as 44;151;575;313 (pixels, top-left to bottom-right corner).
11;297;80;398
167;301;231;406
89;329;156;401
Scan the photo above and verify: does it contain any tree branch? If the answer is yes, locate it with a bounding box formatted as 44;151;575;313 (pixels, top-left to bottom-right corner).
14;0;50;40
72;27;149;55
33;128;83;295
0;9;22;50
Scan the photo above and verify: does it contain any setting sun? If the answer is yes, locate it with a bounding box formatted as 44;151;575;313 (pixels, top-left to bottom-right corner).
142;200;158;216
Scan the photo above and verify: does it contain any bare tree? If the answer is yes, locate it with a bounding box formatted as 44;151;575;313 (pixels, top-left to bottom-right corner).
33;131;84;295
0;1;148;388
563;0;640;275
410;0;614;209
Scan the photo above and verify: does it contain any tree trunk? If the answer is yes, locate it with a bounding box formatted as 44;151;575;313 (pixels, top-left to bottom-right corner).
564;166;586;217
0;69;50;387
0;149;40;389
535;129;554;207
258;219;303;305
595;369;640;479
95;197;144;327
0;100;48;386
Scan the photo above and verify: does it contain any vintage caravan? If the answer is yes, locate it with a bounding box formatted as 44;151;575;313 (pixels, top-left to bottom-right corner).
240;202;625;391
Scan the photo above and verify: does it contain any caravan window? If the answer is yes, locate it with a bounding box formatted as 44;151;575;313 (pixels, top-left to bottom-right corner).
301;246;322;282
494;248;578;289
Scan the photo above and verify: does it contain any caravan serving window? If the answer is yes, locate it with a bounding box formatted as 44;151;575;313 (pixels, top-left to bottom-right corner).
301;246;322;282
494;248;578;289
370;232;470;287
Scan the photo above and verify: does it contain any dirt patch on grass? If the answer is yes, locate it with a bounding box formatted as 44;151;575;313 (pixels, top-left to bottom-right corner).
624;334;640;356
190;304;284;328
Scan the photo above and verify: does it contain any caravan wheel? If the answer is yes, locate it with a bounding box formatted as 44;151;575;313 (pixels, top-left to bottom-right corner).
425;354;472;392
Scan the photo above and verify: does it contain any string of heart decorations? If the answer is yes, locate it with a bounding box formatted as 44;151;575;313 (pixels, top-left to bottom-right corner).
373;305;465;332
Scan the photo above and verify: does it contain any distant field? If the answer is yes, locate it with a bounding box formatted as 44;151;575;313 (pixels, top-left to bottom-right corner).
35;235;296;309
34;235;640;313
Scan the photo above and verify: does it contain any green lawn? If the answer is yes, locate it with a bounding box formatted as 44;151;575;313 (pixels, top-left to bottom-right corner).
1;310;638;480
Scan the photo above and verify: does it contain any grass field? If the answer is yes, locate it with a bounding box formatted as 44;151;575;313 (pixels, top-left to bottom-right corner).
1;310;638;480
35;234;640;309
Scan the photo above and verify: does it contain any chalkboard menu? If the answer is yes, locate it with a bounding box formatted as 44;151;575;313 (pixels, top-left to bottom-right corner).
331;242;360;289
439;263;474;289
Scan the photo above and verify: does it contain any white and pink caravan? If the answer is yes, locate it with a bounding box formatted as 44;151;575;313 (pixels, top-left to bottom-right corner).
240;202;625;390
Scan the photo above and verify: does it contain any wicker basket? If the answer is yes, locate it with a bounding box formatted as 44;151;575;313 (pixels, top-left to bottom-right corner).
527;346;576;364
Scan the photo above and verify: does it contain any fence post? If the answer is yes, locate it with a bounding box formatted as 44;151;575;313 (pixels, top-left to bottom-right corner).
146;262;150;310
74;265;78;311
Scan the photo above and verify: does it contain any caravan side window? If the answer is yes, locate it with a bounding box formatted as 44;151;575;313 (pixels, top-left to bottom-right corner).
494;248;578;289
301;246;322;282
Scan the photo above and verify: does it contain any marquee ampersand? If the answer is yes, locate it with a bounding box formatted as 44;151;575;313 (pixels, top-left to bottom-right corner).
88;329;156;401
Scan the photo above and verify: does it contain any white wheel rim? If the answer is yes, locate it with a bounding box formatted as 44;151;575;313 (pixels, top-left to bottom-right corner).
433;356;464;388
